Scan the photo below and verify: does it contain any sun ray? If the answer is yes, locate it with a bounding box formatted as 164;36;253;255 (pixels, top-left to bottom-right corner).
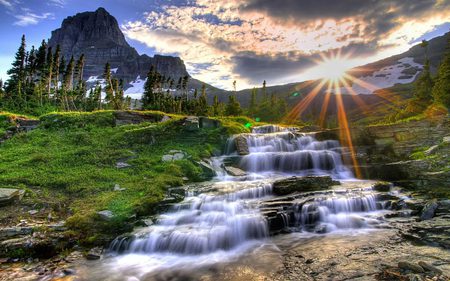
339;77;371;114
335;84;362;178
318;80;333;128
283;79;327;123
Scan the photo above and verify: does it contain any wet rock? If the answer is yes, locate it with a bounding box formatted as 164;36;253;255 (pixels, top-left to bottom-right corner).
234;135;249;155
420;200;438;220
398;261;424;273
196;160;216;179
372;181;392;192
86;247;103;260
418;261;442;274
272;176;336;196
224;166;247;177
184;116;199;131
96;210;114;220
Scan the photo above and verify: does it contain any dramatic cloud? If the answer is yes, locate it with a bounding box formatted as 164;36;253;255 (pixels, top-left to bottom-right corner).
121;0;449;89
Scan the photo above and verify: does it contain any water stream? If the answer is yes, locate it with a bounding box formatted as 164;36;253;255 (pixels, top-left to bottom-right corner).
79;125;411;280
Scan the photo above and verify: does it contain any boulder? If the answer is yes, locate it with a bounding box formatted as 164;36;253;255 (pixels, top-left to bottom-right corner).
372;181;392;192
0;188;25;206
272;176;337;196
16;118;40;131
116;161;131;168
162;150;187;162
234;135;249;155
420;200;438;220
196;160;216;179
418;261;442;274
0;227;33;239
86;247;103;260
398;261;424;273
224;166;247;177
199;117;221;129
184;116;199;131
114;111;165;126
97;210;114;220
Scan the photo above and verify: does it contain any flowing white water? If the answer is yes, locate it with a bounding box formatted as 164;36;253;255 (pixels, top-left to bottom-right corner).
102;125;397;279
221;125;353;179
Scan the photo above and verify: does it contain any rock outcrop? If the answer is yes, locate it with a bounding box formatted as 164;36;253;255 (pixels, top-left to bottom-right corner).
272;176;337;196
48;8;189;84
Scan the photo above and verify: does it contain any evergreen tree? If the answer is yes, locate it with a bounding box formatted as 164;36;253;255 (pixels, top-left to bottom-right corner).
142;66;156;109
413;59;433;105
249;87;257;116
225;94;242;116
5;34;27;107
432;39;450;107
212;95;220;116
53;45;61;91
197;83;208;116
45;46;54;98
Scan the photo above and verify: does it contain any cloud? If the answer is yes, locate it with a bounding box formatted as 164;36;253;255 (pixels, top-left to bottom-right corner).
0;0;13;7
122;0;450;90
47;0;65;7
13;11;54;26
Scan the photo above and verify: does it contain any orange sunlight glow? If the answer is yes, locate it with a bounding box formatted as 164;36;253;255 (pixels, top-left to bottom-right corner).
282;51;409;178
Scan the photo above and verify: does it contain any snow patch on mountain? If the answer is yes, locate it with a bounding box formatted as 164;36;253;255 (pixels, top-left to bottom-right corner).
124;76;146;99
335;57;423;95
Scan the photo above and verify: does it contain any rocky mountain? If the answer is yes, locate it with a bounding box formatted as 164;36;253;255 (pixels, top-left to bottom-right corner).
48;8;190;87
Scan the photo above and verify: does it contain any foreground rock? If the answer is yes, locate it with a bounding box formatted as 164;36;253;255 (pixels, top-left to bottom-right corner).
272;176;337;196
224;166;247;177
0;188;24;206
234;135;249;155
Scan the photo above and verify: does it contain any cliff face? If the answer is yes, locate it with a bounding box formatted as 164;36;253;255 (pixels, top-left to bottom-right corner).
48;7;189;83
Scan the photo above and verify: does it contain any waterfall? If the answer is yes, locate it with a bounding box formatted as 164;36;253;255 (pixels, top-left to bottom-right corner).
222;125;352;179
294;194;379;232
110;182;272;255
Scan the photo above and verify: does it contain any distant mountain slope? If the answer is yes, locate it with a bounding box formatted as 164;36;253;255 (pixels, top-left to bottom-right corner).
233;31;449;123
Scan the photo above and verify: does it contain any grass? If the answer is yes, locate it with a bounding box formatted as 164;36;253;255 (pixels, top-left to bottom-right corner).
0;110;252;245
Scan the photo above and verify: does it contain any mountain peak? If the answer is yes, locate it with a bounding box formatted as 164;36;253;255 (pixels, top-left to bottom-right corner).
48;8;189;85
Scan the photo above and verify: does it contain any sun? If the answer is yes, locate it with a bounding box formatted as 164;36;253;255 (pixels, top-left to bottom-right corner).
314;52;353;82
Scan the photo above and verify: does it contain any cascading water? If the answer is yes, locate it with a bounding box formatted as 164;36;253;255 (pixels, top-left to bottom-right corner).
100;125;407;279
110;182;272;255
221;125;353;179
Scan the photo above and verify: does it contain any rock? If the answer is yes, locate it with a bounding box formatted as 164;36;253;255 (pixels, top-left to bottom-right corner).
113;184;126;191
161;115;171;122
418;261;443;274
196;160;216;178
162;150;187;162
0;188;25;206
443;136;450;144
116;161;131;168
96;210;114;220
420;200;438;220
184;116;199;131
199;117;221;129
86;247;103;260
182;177;189;181
234;135;249;155
28;210;39;215
224;166;247;177
114;111;168;125
272;176;336;196
0;227;33;239
398;261;425;273
143;219;153;226
424;145;439;155
372;181;392;192
406;274;423;281
16;118;40;131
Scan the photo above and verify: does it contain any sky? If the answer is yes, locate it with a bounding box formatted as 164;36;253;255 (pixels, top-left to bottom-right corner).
0;0;449;90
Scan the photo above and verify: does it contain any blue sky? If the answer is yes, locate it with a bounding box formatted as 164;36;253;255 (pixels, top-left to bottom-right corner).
0;0;449;90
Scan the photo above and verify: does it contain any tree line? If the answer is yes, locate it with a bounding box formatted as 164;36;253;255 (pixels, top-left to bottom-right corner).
0;34;289;121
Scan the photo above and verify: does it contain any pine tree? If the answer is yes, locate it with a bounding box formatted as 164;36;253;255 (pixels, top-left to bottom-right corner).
413;59;433;106
45;46;54;98
212;95;220;116
225;94;242;116
198;83;208;116
142;66;156;109
432;39;450;108
5;34;27;107
53;45;61;91
249;87;257;116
